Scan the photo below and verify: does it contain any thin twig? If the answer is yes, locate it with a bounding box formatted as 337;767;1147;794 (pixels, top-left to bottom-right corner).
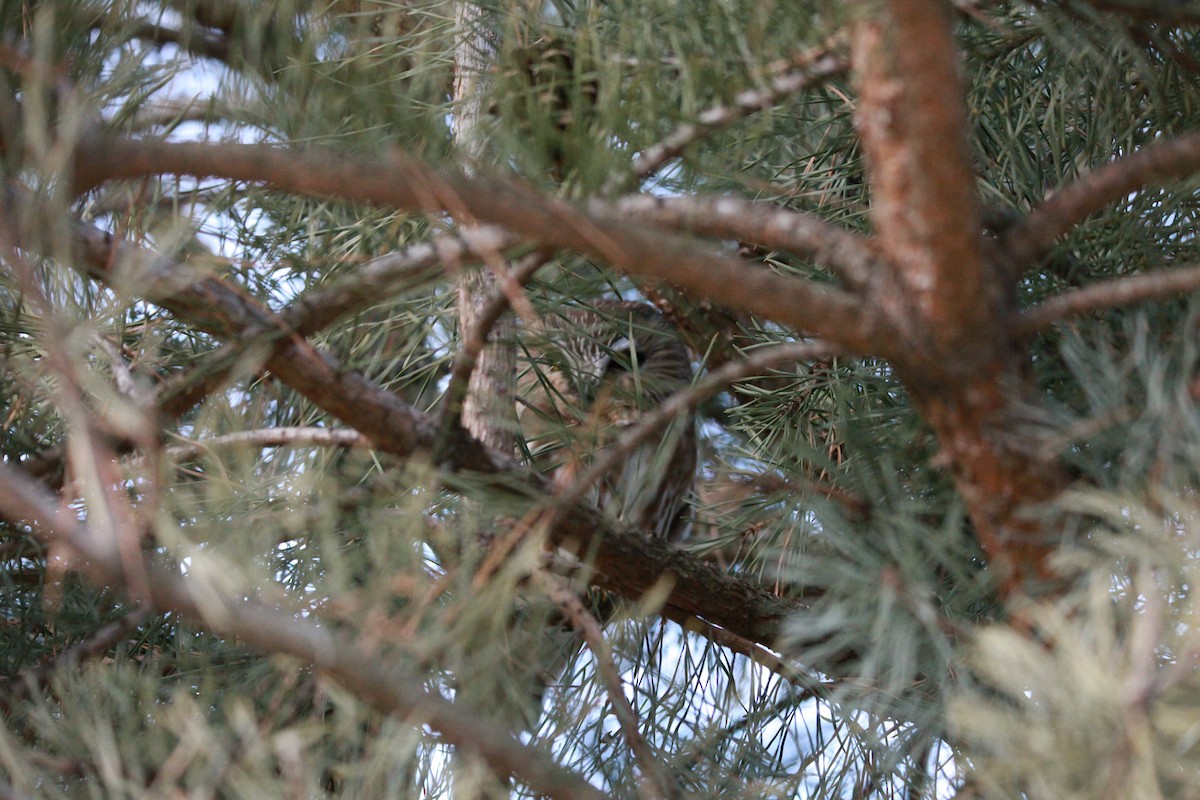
552;341;839;515
614;37;849;192
537;573;674;800
1018;263;1200;334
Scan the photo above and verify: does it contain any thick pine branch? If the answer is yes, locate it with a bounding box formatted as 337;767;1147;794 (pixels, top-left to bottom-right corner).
70;134;883;354
853;0;992;366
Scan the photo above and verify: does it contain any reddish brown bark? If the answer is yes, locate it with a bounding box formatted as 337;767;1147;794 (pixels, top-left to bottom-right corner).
910;367;1068;595
853;0;1074;596
853;2;994;367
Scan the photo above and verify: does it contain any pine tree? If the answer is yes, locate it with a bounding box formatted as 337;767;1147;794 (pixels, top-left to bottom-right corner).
2;1;1200;797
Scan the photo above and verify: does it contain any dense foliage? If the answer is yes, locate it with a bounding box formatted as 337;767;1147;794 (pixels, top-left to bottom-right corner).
2;1;1200;798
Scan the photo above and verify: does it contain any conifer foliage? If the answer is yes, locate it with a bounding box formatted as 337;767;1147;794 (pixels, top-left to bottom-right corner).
2;1;1200;797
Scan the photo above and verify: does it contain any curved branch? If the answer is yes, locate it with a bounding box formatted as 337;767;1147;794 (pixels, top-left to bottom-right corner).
1018;262;1200;334
615;38;848;191
0;462;610;800
605;194;879;288
554;341;840;515
1003;133;1200;274
72;135;885;355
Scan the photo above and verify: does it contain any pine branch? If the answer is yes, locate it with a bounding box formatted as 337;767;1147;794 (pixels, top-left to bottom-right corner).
70;134;881;354
615;37;849;192
1003;132;1200;274
1019;263;1200;333
0;460;611;800
604;194;878;288
852;0;991;364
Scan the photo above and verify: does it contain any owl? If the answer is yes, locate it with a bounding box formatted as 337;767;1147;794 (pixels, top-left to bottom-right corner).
517;301;696;540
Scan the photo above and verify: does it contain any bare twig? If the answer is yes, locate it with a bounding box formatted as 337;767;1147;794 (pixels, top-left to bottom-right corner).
615;37;849;191
537;573;674;800
553;341;840;515
1003;132;1200;274
1019;263;1200;333
604;194;879;288
0;461;611;800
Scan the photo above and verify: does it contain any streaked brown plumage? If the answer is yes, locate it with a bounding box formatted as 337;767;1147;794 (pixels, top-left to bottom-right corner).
517;301;696;540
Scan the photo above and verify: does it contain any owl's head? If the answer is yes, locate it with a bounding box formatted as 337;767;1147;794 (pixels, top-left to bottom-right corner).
517;301;692;431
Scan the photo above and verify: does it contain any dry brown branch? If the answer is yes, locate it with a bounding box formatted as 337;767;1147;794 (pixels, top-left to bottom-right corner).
0;460;611;800
605;194;879;288
5;205;818;663
1004;132;1200;274
71;135;884;354
1019;263;1200;333
618;38;849;190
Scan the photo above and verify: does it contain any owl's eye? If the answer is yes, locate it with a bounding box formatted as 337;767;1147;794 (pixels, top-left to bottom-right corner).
603;336;643;374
